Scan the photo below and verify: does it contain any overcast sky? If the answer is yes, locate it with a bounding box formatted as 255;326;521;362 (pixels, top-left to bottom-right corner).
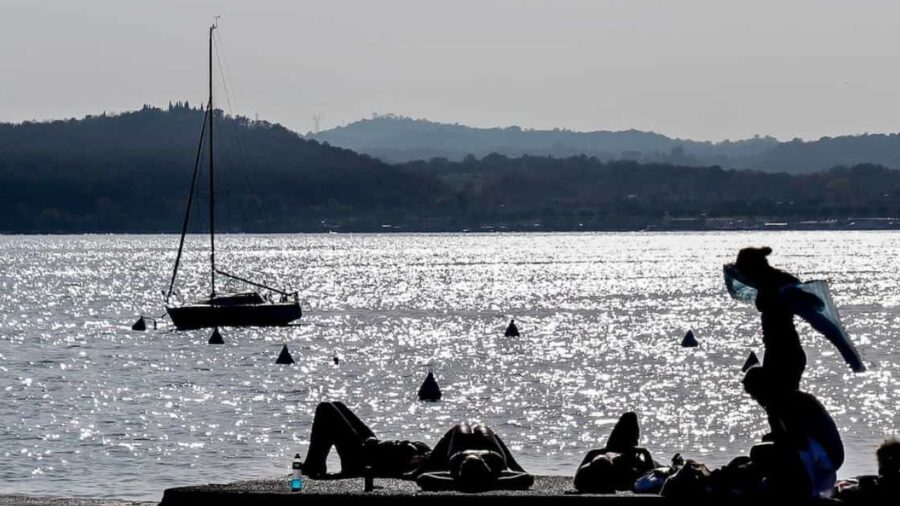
2;0;899;141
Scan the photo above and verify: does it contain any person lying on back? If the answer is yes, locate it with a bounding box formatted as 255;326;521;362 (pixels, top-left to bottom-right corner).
412;422;533;492
301;401;430;479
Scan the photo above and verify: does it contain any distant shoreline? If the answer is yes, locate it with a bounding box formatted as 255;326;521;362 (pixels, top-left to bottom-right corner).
3;221;900;235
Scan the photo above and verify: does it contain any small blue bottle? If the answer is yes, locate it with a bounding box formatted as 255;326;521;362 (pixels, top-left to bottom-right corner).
291;453;304;492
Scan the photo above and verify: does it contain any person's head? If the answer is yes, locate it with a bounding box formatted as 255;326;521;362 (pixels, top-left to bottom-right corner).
456;453;497;491
877;437;900;477
742;366;776;407
735;247;773;282
363;436;380;450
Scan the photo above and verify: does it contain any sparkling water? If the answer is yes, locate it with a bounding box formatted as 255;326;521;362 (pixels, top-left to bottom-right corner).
0;232;898;500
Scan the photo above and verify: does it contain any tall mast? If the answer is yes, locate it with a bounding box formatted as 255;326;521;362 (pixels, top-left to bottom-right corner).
208;22;217;296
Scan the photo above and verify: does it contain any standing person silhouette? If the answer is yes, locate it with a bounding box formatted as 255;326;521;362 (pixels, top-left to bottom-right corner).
730;247;820;391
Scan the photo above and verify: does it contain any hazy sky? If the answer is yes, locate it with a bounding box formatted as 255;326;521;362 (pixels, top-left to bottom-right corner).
2;0;900;141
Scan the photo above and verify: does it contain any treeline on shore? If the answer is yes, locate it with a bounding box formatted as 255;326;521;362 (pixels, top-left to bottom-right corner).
2;106;900;233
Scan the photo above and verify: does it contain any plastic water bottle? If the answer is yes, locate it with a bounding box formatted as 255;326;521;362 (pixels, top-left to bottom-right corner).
291;453;304;492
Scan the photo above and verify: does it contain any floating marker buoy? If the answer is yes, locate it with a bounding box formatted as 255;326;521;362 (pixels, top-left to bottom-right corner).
742;351;760;372
132;316;147;331
418;369;442;401
504;319;520;337
208;327;224;345
276;344;295;365
681;329;698;347
333;355;340;365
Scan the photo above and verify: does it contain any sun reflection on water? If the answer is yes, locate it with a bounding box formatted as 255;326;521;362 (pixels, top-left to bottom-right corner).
0;232;898;499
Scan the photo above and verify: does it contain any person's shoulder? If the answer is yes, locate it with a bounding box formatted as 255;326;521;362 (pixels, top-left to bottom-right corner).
782;389;816;401
797;390;823;404
770;268;800;286
786;390;830;413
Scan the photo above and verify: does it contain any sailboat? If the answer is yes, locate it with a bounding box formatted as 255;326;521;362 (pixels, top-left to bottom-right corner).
164;23;302;331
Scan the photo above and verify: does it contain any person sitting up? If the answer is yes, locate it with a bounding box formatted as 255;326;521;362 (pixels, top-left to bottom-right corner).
742;366;844;498
877;437;900;492
413;422;533;492
301;401;431;479
574;412;658;493
835;436;900;502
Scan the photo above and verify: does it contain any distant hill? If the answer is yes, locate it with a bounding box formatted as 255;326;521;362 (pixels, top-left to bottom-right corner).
0;104;441;232
3;105;900;233
310;114;900;173
754;134;900;173
309;114;779;166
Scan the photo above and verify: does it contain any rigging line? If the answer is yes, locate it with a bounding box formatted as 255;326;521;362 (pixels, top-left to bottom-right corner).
212;33;242;236
167;104;210;302
213;33;271;230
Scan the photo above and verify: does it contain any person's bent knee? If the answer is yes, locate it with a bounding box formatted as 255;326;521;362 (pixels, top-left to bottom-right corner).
314;402;338;417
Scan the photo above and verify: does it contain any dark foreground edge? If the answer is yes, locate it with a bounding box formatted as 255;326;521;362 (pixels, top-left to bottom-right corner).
159;475;842;506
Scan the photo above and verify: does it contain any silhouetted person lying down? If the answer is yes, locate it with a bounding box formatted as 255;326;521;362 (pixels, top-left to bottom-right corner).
302;401;431;479
742;366;844;498
574;412;657;493
413;423;533;492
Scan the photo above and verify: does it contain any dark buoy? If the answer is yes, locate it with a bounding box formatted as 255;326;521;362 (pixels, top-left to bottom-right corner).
333;355;340;365
418;369;442;401
276;344;295;365
208;327;224;345
742;351;760;372
132;316;147;331
504;319;520;337
681;329;698;347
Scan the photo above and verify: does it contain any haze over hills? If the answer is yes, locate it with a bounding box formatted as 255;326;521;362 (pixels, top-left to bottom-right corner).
310;114;900;173
2;105;900;233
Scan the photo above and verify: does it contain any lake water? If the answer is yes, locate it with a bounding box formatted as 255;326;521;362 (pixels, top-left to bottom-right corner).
0;232;898;500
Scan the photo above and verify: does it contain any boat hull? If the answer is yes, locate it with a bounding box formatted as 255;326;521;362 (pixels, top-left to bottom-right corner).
166;302;301;330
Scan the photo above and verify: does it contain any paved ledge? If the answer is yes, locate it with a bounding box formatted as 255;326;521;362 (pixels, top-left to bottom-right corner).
165;475;840;505
0;495;153;506
160;476;670;505
159;475;861;505
2;476;849;506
